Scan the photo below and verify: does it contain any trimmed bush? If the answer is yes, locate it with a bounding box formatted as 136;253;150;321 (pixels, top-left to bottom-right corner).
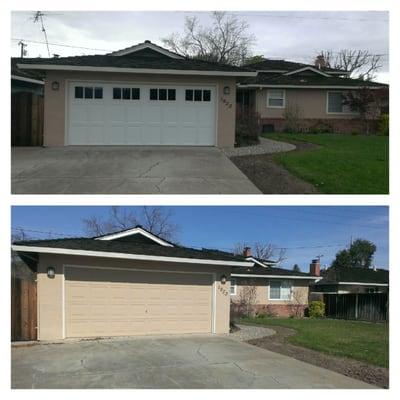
377;114;389;136
308;301;325;318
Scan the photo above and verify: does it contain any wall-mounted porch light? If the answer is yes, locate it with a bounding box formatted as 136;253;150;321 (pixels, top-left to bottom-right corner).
223;86;230;95
47;267;55;279
51;81;60;91
221;274;227;284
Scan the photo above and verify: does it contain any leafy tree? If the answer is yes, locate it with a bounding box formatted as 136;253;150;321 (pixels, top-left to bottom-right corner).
331;239;377;269
244;55;266;65
83;206;180;242
233;242;286;264
161;12;255;65
292;264;301;272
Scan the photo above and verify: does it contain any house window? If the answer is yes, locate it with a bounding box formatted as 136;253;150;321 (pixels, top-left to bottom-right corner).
230;278;237;295
269;280;292;300
327;91;353;113
150;88;176;101
267;89;285;108
185;89;212;102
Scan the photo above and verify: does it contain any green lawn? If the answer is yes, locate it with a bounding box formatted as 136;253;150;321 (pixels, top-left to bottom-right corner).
241;317;389;368
263;133;389;194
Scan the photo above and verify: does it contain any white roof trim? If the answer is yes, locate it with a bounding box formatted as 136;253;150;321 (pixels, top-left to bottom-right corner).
94;227;174;247
109;42;184;59
12;245;253;267
285;66;331;77
337;281;388;286
326;71;351;76
231;273;319;280
256;69;288;73
237;84;383;89
17;64;257;77
11;74;44;85
245;256;276;268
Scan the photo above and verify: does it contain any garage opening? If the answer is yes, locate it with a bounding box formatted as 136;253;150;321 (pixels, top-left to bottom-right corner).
65;266;214;338
68;82;216;146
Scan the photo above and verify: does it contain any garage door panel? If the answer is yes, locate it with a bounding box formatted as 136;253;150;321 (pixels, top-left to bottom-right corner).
65;267;213;338
68;82;215;146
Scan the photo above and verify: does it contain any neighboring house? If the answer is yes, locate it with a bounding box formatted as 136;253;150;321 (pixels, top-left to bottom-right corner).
237;58;388;134
12;226;253;340
230;254;319;317
311;265;389;294
16;40;256;147
11;58;44;95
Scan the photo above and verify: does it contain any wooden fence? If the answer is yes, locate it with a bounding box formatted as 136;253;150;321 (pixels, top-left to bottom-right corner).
11;92;44;146
11;276;37;341
323;293;388;322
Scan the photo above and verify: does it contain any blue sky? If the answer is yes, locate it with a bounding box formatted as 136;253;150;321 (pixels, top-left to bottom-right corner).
11;206;389;271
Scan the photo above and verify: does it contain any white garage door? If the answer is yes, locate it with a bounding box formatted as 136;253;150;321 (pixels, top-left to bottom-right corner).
65;266;214;338
67;82;216;146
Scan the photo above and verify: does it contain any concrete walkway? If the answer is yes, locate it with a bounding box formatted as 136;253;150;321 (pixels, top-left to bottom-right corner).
11;146;261;194
12;335;375;389
223;137;296;157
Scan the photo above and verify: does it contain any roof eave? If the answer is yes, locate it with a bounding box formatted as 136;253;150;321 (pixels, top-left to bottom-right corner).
231;273;319;280
12;245;253;267
17;63;257;77
237;84;384;89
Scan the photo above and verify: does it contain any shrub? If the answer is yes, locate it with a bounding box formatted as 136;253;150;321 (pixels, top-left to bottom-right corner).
377;114;389;136
283;102;303;133
235;107;261;147
308;301;325;318
308;121;334;134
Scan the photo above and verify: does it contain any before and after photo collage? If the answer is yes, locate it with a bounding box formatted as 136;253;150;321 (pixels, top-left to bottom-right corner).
7;3;395;395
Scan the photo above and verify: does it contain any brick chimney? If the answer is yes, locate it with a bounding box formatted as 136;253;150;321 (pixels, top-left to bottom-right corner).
314;55;326;70
243;247;251;257
309;259;321;276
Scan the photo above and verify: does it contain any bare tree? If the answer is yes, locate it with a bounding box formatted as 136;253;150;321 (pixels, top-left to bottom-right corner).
290;287;307;318
161;12;255;65
83;206;180;242
233;242;286;264
237;284;258;316
315;50;382;81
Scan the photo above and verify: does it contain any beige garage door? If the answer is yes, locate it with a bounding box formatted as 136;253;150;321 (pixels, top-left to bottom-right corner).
65;267;213;338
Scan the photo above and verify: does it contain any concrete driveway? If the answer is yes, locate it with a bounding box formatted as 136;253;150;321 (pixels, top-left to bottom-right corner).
11;146;260;194
12;335;374;389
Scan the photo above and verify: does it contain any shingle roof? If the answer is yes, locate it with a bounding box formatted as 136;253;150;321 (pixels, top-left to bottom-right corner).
11;58;44;81
17;53;252;73
245;59;346;73
239;72;387;87
232;265;316;278
14;237;247;262
316;267;389;285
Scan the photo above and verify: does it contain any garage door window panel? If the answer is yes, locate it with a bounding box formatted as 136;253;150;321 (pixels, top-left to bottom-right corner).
122;88;131;100
84;87;93;99
168;89;176;101
74;86;83;99
131;88;140;100
194;90;202;101
94;87;103;99
113;88;122;100
203;90;211;102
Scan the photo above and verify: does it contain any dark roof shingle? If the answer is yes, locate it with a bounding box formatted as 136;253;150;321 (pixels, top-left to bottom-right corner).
317;267;389;285
232;265;315;278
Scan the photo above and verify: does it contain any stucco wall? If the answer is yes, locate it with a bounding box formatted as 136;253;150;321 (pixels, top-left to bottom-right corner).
43;71;236;147
255;88;357;120
37;253;232;340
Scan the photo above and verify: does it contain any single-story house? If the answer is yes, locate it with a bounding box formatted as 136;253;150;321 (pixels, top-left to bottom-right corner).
16;40;256;147
12;226;253;340
310;265;389;294
230;256;319;317
11;58;44;95
237;58;388;134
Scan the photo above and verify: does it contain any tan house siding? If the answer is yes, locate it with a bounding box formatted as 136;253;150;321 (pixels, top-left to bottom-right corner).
230;277;310;317
256;89;356;120
37;253;231;340
43;71;236;148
